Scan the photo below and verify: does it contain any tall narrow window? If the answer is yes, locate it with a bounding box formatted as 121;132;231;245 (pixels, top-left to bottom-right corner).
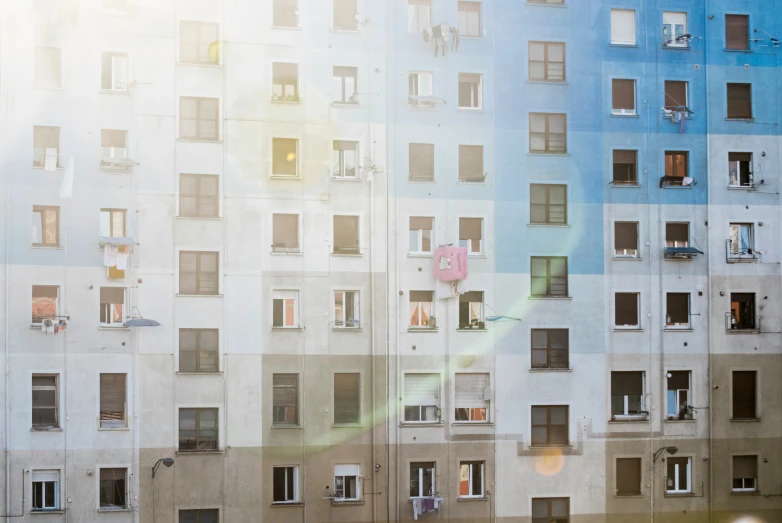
458;291;484;328
410;462;435;498
611;371;645;418
32;375;58;429
532;498;569;523
727;83;752;119
457;2;481;37
101;52;129;91
612;79;636;115
179;329;219;373
408;0;431;33
33;126;60;169
666;457;692;493
666;293;690;328
613;150;638;185
458;73;482;109
458;145;484;182
273;466;298;503
334;373;360;424
530;257;568;297
272;290;298;328
730;293;756;330
334;464;360;501
666;371;691;419
34;47;62;89
333;215;360;253
732;456;757;492
404;373;439;423
614;293;639;327
99;468;127;509
459;218;483;254
728;153;753;187
99;287;125;325
614;222;638;257
454;373;489;422
334;291;359;328
529;42;565;82
180;97;219;141
409;217;433;253
272;214;300;253
180;174;219;218
332;140;358;177
32;206;60;247
272;138;298;177
726;15;749;50
409;143;435;181
178;408;218;451
334;0;358;31
616;458;642;495
663;12;688;47
732;371;757;419
531;406;568;445
610;9;636;45
99;208;126;238
529;113;566;154
272;63;299;102
179;251;219;295
273;374;299;425
273;0;298;28
179;21;219;65
530;184;567;225
32;286;58;324
99;373;127;428
531;329;569;369
32;470;59;511
332;67;358;104
409;291;434;328
664;81;688;111
458;461;484;498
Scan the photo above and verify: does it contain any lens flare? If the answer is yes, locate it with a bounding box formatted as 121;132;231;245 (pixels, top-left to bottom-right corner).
534;448;564;476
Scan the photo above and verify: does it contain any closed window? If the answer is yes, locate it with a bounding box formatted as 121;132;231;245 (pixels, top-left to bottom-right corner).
334;291;359;328
99;287;125;325
180;174;219;218
408;0;431;33
408;71;433;97
334;373;360;424
530;257;568;297
614;222;638;257
727;83;752;119
178;408;218;451
616;458;641;495
179;251;219;295
454;373;489;422
32;470;59;511
458;291;484;328
459;218;483;254
100;130;129;167
272;214;299;253
663;12;688;47
179;510;219;523
458;73;482;109
666;293;690;328
733;455;757;492
33;126;60;169
728;152;753;187
272;62;299;102
410;462;435;498
529;113;566;153
732;371;757;420
404;373;439;423
32;375;58;429
273;466;298;503
610;9;636;45
532;498;569;523
458;145;484;182
611;371;645;417
666;223;689;248
333;215;360;254
99;468;127;509
530;184;567;225
99;208;126;238
34;47;61;88
332;67;358;104
334;0;358;30
666;457;691;493
272;290;298;328
531;405;568;446
615;292;639;327
666;371;691;419
664;151;688;180
529;41;565;82
730;293;756;330
333;140;358;177
273;0;298;28
179;329;219;373
409;217;433;253
459;461;484;498
457;2;481;37
726;15;749;50
101;52;128;91
409;143;435;181
32;286;58;324
180;97;219;141
334;464;360;501
272;138;298;177
613;150;638;184
179;21;219;65
531;329;568;369
32;206;60;247
612;79;636;115
272;374;299;425
99;373;126;428
410;291;434;328
664;81;688;111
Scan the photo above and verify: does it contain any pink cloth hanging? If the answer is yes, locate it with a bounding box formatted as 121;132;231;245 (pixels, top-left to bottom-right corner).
433;246;468;281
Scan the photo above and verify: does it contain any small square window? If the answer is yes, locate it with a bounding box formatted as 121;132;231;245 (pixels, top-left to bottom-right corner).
529;41;565;82
663;151;689;185
99;208;126;238
530;257;568;297
273;0;298;28
732;455;757;492
272;214;299;253
530;184;567;225
663;12;688;48
531;405;568;446
179;329;219;373
458;461;484;498
180;174;219;218
529;113;567;154
531;329;568;369
665;223;689;248
610;9;636;45
334;0;358;31
179;251;219;295
273;466;299;503
178;408;218;451
32;470;60;511
334;464;360;501
611;371;645;418
664;81;688;112
613;150;638;185
100;130;130;168
180;97;219;141
532;498;569;523
272;290;299;328
32;286;59;324
180;21;220;65
403;373;439;423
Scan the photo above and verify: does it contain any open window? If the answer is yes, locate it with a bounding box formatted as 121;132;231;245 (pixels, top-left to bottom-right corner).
180;97;219;141
272;62;299;102
334;464;360;501
409;143;434;181
179;21;220;65
273;374;299;425
666;458;692;494
531;329;569;369
410;462;435;498
32;375;58;429
410;291;434;329
613;150;638;185
454;373;489;422
273;0;298;28
614;222;638;257
409;71;433;96
272;290;298;328
334;373;360;424
729;293;756;330
458;461;484;498
334;0;359;31
665;293;690;328
531;405;568;446
727;83;752;119
333;215;360;254
179;329;219;373
728;152;753;187
178;408;218;451
99;373;127;428
615;292;639;328
666;371;692;420
732;371;757;420
616;458;642;496
33;126;60;169
34;47;61;89
459;218;483;254
458;145;484;182
404;373;439;423
728;223;757;261
662;151;689;187
612;79;636;115
732;456;757;492
530;184;567;225
100;209;126;238
32;206;60;247
458;291;484;329
457;2;481;37
611;371;646;419
272;138;298;177
99;287;125;326
101;52;129;91
334;290;359;328
99;468;127;509
333;140;358;177
100;130;133;170
273;466;299;503
409;217;433;254
407;0;431;33
272;214;300;253
32;470;59;511
32;286;59;324
726;14;749;50
458;73;482;109
332;67;358;104
662;12;688;47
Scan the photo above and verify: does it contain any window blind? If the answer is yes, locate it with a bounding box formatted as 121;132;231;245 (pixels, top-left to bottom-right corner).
334;373;360;424
612;372;643;395
100;374;126;419
405;374;439;405
610;9;636;44
455;373;489;409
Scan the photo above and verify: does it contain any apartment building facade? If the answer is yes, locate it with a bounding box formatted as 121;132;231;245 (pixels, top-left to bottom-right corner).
1;0;781;522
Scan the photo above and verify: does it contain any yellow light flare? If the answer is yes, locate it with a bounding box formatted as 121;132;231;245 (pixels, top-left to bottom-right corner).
534;448;564;477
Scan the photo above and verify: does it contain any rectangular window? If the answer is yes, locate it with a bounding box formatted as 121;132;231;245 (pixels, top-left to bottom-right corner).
611;371;645;418
408;71;433;97
404;373;439;423
31;206;60;247
272;290;298;328
666;457;692;494
32;286;58;324
179;21;219;65
272;138;298;177
272;62;299;102
732;371;757;419
664;151;688;182
532;499;569;523
409;143;435;181
178;408;218;451
332;140;358;177
458;73;482;109
179;251;219;295
530;184;567;225
179;97;219;141
180;174;219;218
334;373;360;424
409;217;433;254
99;468;127;509
179;329;219;373
273;0;298;28
332;66;358;104
614;222;638;257
334;291;359;328
179;510;219;523
531;405;568;446
272;214;299;253
530;257;568;297
334;464;360;501
410;462;435;498
666;371;691;419
457;2;481;37
34;47;61;88
664;81;688;111
733;455;757;492
32;375;58;429
99;373;126;428
99;208;126;238
730;293;756;330
334;0;358;31
531;329;569;369
33;125;60;169
612;79;636;115
273;466;298;503
666;223;689;248
616;458;642;495
529;113;566;154
727;83;752;119
726;15;749;50
273;374;299;425
409;291;434;328
459;461;484;498
99;287;125;325
663;12;688;47
100;52;129;91
458;145;484;182
615;293;639;327
32;470;59;511
408;0;431;33
728;152;753;187
458;291;484;328
529;41;565;82
610;9;636;45
100;129;129;168
729;223;754;257
454;373;489;422
613;150;638;184
666;293;690;328
333;215;360;254
459;218;483;254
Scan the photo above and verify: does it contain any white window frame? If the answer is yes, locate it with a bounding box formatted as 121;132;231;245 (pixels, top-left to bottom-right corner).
334;464;361;501
459;217;484;255
666;457;692;494
732;455;758;492
101;51;129;92
458;461;484;499
99;287;127;327
31;470;60;511
663;12;688;48
333;290;360;328
454;373;490;423
271;136;300;178
178;20;222;66
99;208;127;238
403;373;440;424
409;291;434;328
614;221;639;258
458;73;483;110
666;371;692;419
409;71;433;96
410;462;436;499
613;372;646;419
332;139;359;178
177;95;222;142
409;217;434;254
610;9;636;45
271;61;300;102
407;0;431;33
729;222;755;258
272;290;299;328
612;79;636;115
272;465;299;504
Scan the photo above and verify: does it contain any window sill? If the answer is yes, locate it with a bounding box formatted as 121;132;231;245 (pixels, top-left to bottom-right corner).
456;328;487;333
332;327;363;332
614;327;643;332
727;185;755;190
661;45;691;51
457;107;484;112
331;500;365;507
176;62;222;68
407;253;434;258
468;254;486;258
333;423;363;428
528;296;571;300
272;327;303;331
272;502;304;507
272;424;302;429
331;176;363;182
98;325;130;331
526;80;569;85
661;185;695;190
731;491;760;496
529;444;572;449
177;138;223;144
457;179;487;185
609;418;649;424
613;256;642;261
97;426;129;431
529;368;572;373
331;28;362;35
611;113;640;118
176;294;223;298
270;175;302;180
271;100;302;105
271;25;302;31
331;253;363;257
726;257;759;264
175;449;224;455
526;1;567;7
614;494;644;498
331;102;363;109
527;152;570;157
457;497;488;502
100;89;130;96
408;328;438;333
664;418;695;423
271;250;303;256
97;508;131;513
726;118;755;123
528;223;570;228
32;166;64;171
724;47;752;53
611;182;641;188
30;245;63;250
177;215;222;220
408;178;436;184
176;371;224;376
452;422;493;426
401;422;443;428
730;418;761;423
33;85;65;91
31;509;65;514
609;43;639;48
99;166;134;173
664;327;693;332
726;329;760;334
30;427;62;432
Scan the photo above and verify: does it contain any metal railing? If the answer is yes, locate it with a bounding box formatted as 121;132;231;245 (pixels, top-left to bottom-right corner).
725;239;759;263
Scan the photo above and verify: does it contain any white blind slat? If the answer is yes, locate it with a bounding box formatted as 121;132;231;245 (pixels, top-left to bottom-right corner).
335;464;359;476
32;470;58;482
404;373;439;406
611;10;636;44
455;373;489;408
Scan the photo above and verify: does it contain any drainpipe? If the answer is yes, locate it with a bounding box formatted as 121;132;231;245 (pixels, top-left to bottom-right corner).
2;9;11;519
704;1;713;521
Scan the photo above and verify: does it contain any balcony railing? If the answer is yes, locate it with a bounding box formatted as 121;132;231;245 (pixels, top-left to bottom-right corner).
271;244;300;254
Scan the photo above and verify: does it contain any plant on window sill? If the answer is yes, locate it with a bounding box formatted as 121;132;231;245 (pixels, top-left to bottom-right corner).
272;95;301;104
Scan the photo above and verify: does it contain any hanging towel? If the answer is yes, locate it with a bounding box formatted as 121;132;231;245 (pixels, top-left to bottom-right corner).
678;111;686;133
412;498;423;520
115;251;129;271
435;279;457;300
104;244;118;267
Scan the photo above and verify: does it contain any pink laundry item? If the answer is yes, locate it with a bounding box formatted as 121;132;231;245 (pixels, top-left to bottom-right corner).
433;246;468;281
